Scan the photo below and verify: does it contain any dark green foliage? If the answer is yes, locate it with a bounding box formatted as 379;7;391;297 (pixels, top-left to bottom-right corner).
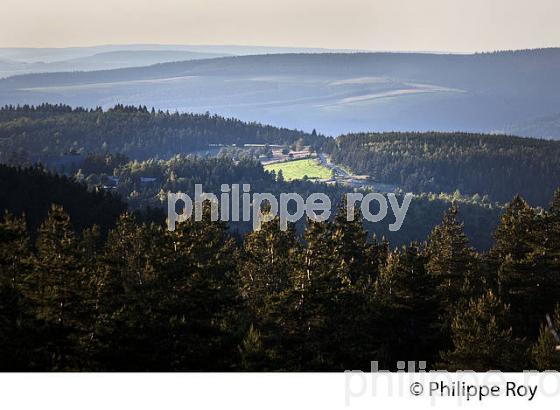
491;196;559;338
330;199;372;286
329;132;560;206
426;204;481;318
239;325;275;371
1;182;560;371
375;243;441;368
0;103;507;250
84;154;502;249
0;213;38;369
438;291;528;371
0;164;126;235
1;103;560;371
90;209;241;371
3;103;559;208
531;306;560;371
0;104;322;163
28;205;92;370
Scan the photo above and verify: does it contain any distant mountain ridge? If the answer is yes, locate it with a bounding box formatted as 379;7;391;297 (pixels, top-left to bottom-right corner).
0;50;230;78
0;48;559;136
504;112;560;140
0;44;361;78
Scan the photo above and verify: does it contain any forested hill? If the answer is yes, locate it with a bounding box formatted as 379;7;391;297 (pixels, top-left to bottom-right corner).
4;49;559;91
0;104;321;162
3;104;560;207
0;164;125;234
2;176;560;371
328;132;560;207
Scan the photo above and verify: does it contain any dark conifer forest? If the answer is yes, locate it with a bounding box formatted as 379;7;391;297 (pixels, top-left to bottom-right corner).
0;104;320;162
1;104;560;371
1;189;560;371
328;132;560;206
2;105;559;205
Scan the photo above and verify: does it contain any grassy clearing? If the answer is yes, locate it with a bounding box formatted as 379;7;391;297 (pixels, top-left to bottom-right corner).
264;158;333;181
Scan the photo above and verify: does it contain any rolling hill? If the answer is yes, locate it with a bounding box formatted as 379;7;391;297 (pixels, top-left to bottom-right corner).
0;44;357;78
1;49;560;136
504;112;560;140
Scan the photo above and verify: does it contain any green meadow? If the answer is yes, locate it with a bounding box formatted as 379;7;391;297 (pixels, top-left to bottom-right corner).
264;158;333;181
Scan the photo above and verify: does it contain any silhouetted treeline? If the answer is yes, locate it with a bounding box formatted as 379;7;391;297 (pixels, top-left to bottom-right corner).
1;189;560;371
0;164;125;235
328;132;560;206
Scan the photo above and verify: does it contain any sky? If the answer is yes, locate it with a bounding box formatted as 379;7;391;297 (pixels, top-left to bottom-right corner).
1;0;559;52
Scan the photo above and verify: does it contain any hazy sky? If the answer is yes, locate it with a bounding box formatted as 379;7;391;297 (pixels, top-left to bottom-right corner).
1;0;559;52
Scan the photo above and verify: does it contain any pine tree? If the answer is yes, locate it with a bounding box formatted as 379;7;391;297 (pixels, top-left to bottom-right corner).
0;212;35;370
30;205;91;370
426;204;479;317
542;189;560;266
534;190;560;325
289;218;341;369
159;205;241;370
375;243;440;367
303;218;337;295
0;212;32;290
240;214;301;308
308;205;382;370
438;291;527;371
330;199;371;285
492;195;538;261
492;196;549;338
239;324;275;371
92;213;161;370
239;214;303;369
531;306;560;371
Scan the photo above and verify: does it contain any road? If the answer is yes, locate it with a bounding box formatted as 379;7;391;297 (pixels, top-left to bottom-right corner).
318;153;351;179
318;153;399;192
